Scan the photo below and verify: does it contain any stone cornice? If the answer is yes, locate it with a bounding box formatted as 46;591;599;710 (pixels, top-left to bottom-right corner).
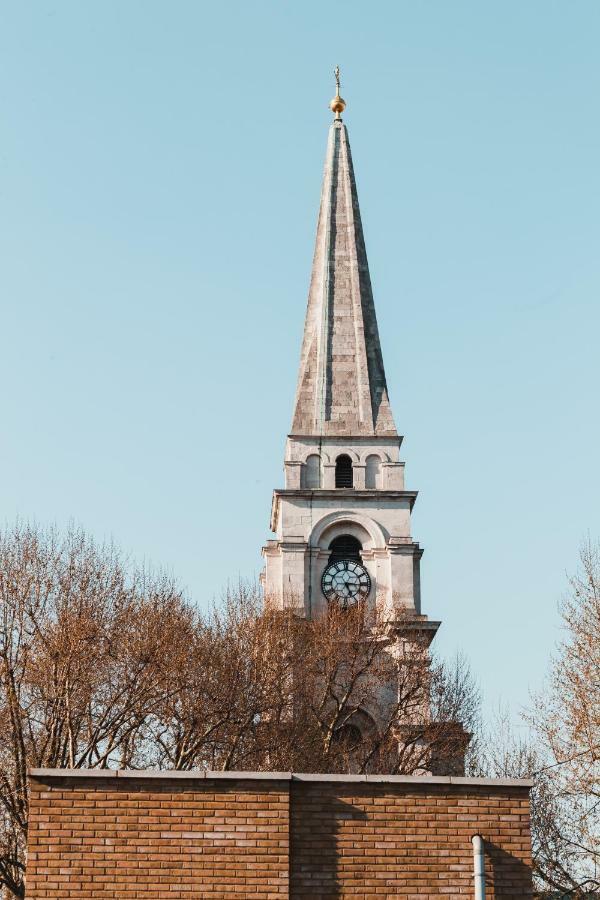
273;489;417;503
288;434;403;446
391;618;441;632
28;768;533;789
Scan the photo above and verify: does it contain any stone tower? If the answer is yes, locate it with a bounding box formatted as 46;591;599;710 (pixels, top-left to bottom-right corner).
262;76;439;648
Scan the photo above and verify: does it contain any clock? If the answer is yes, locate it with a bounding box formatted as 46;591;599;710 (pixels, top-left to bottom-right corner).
321;559;371;606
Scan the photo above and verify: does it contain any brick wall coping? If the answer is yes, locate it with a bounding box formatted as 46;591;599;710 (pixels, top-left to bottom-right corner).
29;768;533;788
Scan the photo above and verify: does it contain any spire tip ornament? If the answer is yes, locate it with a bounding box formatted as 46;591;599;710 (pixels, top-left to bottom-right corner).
329;65;346;119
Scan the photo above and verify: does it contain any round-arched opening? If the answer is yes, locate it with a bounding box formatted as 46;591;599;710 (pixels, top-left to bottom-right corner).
309;511;385;553
331;723;363;751
328;534;362;563
302;453;321;489
335;454;353;488
365;454;381;489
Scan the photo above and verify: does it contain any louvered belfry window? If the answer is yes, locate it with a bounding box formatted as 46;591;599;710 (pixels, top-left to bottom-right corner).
335;454;353;488
328;535;362;563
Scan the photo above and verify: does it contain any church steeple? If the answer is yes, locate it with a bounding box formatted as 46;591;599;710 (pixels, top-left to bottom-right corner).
291;72;396;437
263;71;435;643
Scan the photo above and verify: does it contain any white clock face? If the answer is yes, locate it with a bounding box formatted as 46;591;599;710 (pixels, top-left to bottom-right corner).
321;559;371;607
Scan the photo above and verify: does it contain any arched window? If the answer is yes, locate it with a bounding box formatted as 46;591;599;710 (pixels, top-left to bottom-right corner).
365;454;381;489
328;534;362;563
302;453;321;489
331;723;362;751
335;454;353;488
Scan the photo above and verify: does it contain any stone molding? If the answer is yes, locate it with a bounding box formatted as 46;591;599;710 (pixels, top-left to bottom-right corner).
28;768;533;788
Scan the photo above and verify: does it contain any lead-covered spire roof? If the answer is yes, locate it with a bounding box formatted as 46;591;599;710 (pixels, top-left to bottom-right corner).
291;71;397;437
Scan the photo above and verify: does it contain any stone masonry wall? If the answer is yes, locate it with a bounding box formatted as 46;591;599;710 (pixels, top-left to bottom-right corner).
26;771;533;899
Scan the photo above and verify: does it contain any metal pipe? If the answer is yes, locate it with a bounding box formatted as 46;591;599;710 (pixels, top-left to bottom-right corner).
472;834;486;900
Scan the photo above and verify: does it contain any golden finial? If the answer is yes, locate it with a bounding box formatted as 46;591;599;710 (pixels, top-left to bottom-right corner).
329;65;346;119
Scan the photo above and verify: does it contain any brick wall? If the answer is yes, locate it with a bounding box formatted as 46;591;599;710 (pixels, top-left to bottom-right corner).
27;772;289;899
27;770;533;898
291;776;533;898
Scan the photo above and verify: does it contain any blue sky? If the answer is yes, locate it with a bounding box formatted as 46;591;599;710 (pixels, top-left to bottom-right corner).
1;1;599;724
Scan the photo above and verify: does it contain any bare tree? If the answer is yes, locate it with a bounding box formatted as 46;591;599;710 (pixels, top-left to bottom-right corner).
283;605;474;775
146;584;300;772
526;540;600;894
0;524;481;898
151;588;477;776
472;542;600;896
431;651;482;774
472;705;600;898
0;522;193;898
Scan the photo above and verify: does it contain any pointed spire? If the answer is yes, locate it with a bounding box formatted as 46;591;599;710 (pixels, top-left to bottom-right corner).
291;77;397;437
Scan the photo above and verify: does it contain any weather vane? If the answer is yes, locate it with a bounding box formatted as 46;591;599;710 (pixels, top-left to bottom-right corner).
330;65;346;120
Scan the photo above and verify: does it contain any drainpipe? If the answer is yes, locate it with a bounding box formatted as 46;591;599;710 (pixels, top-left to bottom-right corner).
472;834;486;899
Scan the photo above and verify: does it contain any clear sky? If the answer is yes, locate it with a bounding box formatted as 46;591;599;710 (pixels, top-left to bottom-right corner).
1;1;599;725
